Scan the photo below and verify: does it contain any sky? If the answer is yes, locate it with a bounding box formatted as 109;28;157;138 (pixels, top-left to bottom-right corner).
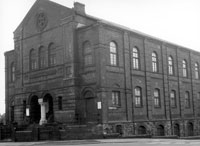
0;0;200;114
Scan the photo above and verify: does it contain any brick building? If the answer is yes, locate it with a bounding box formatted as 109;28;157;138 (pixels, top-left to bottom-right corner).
4;0;200;138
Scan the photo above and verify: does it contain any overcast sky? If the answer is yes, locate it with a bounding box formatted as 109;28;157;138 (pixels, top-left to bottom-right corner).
0;0;200;114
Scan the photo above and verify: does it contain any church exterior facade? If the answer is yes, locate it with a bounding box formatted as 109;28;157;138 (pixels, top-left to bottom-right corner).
5;0;200;137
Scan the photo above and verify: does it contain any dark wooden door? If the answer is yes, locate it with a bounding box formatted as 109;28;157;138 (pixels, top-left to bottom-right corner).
85;98;97;123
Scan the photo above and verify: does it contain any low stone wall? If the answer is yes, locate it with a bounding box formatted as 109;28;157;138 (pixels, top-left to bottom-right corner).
15;131;32;141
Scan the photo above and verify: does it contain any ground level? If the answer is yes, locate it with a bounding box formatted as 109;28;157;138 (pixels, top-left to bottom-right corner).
1;138;200;146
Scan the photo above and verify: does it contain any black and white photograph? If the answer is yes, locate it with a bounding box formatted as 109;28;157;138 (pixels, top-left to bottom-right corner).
1;0;200;145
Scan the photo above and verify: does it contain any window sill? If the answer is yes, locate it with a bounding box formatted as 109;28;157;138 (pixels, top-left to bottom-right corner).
109;106;121;110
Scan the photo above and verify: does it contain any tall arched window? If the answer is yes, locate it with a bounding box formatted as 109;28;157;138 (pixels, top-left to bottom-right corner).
170;90;176;107
11;62;15;82
195;62;199;79
110;41;117;66
30;49;37;70
185;91;190;108
168;56;174;75
133;47;139;69
83;41;92;66
48;43;56;66
152;52;158;72
154;89;160;107
182;59;187;77
134;87;142;107
39;46;46;68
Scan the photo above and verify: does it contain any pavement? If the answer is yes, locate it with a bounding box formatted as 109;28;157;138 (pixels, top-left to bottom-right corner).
1;138;200;146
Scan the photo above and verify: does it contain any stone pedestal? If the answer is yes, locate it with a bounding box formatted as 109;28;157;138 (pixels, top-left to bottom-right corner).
38;99;47;125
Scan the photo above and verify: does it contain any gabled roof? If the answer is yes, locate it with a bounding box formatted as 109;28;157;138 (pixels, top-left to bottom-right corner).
14;0;71;34
83;14;193;50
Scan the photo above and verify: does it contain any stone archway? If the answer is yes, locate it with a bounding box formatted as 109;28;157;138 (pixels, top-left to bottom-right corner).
174;123;180;136
157;125;165;136
187;122;194;136
43;94;54;123
30;95;40;124
138;126;147;135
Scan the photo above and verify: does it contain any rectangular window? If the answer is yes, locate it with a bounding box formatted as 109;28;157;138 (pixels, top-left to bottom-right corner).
31;60;37;70
195;63;199;79
84;55;92;66
154;89;160;107
110;53;117;66
185;92;190;108
133;58;139;69
50;54;56;66
111;91;121;107
168;56;174;75
135;87;142;107
40;57;46;68
133;48;139;70
182;60;187;77
152;52;158;72
110;42;117;66
170;91;176;108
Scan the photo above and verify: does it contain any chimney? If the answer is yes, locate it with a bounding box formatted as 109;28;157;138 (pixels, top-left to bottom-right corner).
74;2;85;15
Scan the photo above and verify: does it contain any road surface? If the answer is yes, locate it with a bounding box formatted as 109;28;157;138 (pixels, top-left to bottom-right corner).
0;138;200;146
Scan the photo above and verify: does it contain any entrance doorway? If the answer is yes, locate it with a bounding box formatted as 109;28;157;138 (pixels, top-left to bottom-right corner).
187;122;194;136
43;94;54;123
138;126;147;135
174;124;180;136
84;91;97;123
157;125;165;136
30;96;40;123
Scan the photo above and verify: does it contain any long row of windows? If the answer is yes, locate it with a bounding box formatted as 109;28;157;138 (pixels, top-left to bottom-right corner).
109;42;200;79
111;88;192;109
30;43;56;70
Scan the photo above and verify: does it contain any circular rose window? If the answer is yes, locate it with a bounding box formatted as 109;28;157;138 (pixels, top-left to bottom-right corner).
36;12;48;31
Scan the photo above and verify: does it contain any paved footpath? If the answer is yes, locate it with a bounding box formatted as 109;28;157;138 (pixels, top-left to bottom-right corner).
1;138;200;146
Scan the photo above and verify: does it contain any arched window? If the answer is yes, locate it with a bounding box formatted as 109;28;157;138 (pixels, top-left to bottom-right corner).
195;62;199;79
39;46;46;68
30;49;37;70
132;47;139;69
182;59;187;77
152;52;158;72
110;41;118;66
48;43;56;66
11;62;15;82
170;90;176;107
134;87;142;107
58;96;62;110
185;91;190;108
168;56;174;75
154;89;160;107
83;41;92;66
